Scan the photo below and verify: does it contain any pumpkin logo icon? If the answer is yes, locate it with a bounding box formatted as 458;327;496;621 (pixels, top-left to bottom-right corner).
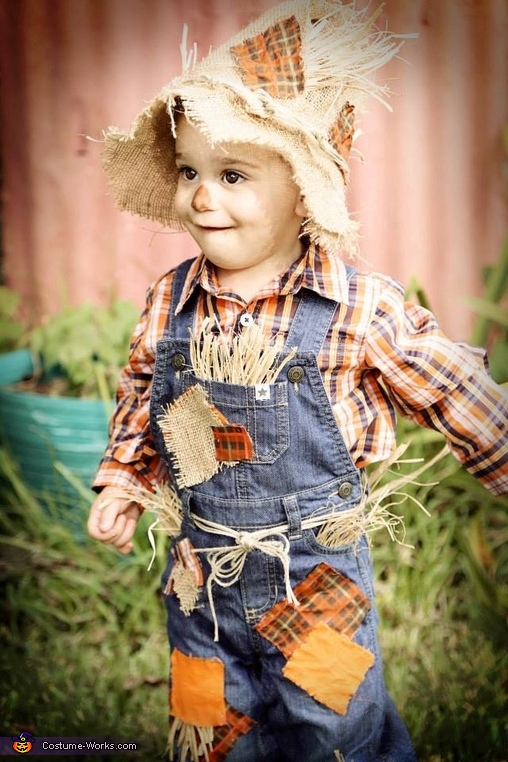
11;731;34;753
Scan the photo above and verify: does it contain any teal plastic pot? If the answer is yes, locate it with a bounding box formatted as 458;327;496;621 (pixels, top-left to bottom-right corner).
0;371;110;537
0;348;34;385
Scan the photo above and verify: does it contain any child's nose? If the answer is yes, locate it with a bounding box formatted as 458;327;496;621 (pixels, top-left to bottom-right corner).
191;183;214;212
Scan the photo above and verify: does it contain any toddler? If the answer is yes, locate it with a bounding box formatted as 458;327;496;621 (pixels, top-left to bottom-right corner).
88;2;508;760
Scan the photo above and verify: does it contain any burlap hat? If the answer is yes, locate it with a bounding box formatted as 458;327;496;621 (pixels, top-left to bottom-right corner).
102;0;407;256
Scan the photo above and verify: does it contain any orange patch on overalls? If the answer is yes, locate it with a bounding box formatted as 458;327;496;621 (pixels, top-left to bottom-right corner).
170;649;227;727
255;562;371;657
282;622;375;715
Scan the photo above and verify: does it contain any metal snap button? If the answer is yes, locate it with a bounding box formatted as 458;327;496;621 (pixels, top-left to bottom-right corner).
287;365;305;384
171;353;186;371
338;481;353;499
239;313;254;327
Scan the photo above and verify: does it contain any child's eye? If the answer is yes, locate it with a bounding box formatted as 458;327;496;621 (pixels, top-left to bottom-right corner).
223;170;243;185
178;166;197;181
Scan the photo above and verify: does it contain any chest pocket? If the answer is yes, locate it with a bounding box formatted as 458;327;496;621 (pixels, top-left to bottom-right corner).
181;373;290;465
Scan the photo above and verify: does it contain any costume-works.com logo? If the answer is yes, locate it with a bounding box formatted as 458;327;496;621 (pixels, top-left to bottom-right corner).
12;731;34;753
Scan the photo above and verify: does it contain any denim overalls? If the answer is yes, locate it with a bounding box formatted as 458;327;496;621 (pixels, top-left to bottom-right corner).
150;260;416;762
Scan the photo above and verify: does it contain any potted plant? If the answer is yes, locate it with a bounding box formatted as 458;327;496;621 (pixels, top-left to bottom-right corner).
0;285;33;384
0;298;139;529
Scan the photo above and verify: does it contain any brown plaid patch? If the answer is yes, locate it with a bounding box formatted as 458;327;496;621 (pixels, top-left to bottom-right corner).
255;562;370;658
329;102;355;166
198;704;257;762
231;15;304;98
212;424;254;462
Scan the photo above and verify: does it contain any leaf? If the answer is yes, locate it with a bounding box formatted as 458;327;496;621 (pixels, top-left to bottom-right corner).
487;339;508;384
463;297;508;328
404;276;433;310
0;286;21;318
27;299;138;397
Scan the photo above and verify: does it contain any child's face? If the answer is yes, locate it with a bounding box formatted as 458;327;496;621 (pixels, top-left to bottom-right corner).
174;118;307;296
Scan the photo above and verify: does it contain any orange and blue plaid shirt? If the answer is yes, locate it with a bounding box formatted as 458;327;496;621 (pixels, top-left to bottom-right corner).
94;244;508;496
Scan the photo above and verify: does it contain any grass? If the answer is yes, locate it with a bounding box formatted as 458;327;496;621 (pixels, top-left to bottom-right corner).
0;450;170;760
0;431;507;762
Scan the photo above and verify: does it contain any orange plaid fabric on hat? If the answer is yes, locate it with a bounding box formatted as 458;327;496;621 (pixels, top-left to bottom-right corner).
103;1;409;257
231;15;304;98
212;424;254;462
255;562;371;658
329;102;356;166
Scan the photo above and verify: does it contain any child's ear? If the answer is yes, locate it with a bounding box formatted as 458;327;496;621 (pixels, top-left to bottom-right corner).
295;195;308;218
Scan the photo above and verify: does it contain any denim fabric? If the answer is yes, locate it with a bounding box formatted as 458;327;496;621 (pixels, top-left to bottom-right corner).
150;260;416;762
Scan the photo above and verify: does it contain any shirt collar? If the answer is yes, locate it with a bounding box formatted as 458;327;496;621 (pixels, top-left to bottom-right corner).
175;243;351;314
283;242;351;305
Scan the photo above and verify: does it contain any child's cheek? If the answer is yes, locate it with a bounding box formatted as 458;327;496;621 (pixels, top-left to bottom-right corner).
173;185;186;217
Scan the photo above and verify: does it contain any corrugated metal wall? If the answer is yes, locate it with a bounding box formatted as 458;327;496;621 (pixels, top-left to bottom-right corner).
1;0;507;339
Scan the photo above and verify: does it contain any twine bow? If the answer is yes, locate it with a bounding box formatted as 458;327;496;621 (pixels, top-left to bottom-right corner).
192;514;299;641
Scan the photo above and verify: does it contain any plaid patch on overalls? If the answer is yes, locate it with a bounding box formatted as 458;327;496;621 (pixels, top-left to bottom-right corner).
200;705;257;762
164;538;204;595
231;15;304;98
212;424;254;462
329;102;355;165
255;562;370;658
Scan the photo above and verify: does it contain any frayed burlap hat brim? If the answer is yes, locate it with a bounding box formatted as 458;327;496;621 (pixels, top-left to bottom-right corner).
102;0;408;256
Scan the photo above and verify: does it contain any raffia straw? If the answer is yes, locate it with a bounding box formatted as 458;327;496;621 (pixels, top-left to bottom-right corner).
99;484;184;570
101;483;183;536
189;317;297;384
167;718;214;762
316;444;450;549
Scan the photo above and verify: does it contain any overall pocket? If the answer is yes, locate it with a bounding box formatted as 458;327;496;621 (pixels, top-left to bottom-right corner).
182;374;290;465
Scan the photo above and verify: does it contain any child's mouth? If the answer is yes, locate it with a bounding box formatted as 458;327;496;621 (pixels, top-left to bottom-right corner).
199;226;232;232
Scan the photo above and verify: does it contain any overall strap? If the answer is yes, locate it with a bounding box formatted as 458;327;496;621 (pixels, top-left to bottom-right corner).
284;264;356;355
168;257;198;340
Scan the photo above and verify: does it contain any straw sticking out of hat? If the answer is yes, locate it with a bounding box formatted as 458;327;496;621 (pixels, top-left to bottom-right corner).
103;0;414;257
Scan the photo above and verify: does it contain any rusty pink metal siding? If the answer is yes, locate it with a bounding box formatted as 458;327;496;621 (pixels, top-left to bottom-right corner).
1;0;507;339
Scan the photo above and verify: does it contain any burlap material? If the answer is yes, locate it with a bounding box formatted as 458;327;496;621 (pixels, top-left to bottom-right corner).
157;384;226;488
164;538;204;616
102;0;408;256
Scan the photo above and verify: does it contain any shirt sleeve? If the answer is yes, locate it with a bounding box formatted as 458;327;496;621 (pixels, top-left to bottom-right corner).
93;280;168;492
365;278;508;496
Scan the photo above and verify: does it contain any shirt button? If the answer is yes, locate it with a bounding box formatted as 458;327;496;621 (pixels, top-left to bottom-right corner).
287;366;305;384
171;353;186;370
239;313;254;327
338;482;354;499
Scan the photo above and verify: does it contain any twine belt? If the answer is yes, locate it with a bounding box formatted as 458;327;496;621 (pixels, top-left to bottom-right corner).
191;510;346;641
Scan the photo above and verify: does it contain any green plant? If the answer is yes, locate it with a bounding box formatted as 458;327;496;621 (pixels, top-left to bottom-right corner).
0;448;169;760
2;432;507;761
28;300;139;399
462;125;508;383
0;286;27;352
401;253;508;648
405;240;508;386
465;238;508;384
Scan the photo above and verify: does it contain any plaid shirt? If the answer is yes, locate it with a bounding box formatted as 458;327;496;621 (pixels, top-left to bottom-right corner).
94;244;508;496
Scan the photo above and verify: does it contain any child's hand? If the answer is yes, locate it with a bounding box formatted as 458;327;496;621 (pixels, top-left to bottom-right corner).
87;487;142;554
